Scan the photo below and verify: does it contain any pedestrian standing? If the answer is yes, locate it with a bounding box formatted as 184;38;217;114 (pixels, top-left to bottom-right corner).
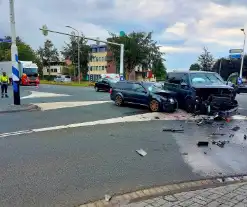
0;72;9;98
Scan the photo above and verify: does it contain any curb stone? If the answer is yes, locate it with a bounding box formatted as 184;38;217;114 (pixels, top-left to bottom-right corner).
78;175;247;207
0;104;40;113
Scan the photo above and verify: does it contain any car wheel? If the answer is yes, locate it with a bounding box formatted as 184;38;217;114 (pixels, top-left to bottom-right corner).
149;99;160;112
95;86;99;92
185;98;195;113
115;95;123;106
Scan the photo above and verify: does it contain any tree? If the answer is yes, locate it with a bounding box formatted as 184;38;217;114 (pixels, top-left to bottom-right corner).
152;59;167;80
61;32;91;79
212;56;247;80
0;36;37;61
189;63;201;71
198;47;214;71
107;31;163;79
37;39;59;77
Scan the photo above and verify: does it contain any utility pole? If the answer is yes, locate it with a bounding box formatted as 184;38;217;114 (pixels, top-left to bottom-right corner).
9;0;20;105
240;28;246;79
66;26;80;84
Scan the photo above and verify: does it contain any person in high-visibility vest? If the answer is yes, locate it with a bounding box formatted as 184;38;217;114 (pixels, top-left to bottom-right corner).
0;72;9;98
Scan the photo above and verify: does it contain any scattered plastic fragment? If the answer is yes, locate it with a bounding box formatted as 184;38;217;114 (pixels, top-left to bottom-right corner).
136;149;147;157
105;194;112;202
231;126;240;131
163;128;184;133
197;141;209;147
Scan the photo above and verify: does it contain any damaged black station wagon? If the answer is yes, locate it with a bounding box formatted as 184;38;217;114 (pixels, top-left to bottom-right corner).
163;71;238;117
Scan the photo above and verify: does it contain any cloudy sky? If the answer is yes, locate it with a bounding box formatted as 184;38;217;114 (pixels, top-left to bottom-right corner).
0;0;246;70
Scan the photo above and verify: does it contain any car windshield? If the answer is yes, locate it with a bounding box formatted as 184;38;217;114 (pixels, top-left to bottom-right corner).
190;73;224;85
108;78;118;83
23;68;38;74
143;82;163;91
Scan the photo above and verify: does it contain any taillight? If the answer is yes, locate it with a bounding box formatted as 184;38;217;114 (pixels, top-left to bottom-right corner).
109;88;112;94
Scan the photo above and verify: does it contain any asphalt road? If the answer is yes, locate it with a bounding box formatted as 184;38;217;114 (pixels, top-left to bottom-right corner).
0;84;247;207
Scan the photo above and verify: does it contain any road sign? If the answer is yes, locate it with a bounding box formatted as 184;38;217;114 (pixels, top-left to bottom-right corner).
120;75;124;81
41;25;48;36
229;54;241;59
229;49;243;53
0;38;11;43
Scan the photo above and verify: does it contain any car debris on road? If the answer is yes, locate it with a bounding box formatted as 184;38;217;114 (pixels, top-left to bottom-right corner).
136;149;147;157
162;128;184;133
105;194;112;202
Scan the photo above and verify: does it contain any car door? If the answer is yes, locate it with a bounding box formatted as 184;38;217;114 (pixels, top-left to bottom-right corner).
100;78;110;90
131;83;149;105
179;73;191;101
96;79;104;90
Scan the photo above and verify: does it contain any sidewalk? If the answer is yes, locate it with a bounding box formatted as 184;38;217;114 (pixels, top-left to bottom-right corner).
125;182;247;207
0;92;39;113
80;177;247;207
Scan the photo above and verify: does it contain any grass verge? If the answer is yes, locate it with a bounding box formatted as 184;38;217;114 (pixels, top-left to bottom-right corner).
40;80;95;87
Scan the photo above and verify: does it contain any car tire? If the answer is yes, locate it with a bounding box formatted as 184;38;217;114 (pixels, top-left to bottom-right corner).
185;98;195;113
95;86;99;92
115;95;123;106
149;99;160;112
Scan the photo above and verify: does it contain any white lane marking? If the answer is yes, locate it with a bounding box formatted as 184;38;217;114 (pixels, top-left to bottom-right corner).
0;111;247;138
21;91;70;99
34;101;112;111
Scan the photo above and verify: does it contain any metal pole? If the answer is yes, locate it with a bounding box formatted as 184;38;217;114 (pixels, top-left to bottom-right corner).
240;29;246;79
219;59;222;76
77;31;80;84
120;44;124;80
9;0;20;105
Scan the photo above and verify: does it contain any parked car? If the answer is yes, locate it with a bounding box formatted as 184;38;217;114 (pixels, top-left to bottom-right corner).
163;71;238;117
110;81;178;112
54;75;71;83
94;78;118;92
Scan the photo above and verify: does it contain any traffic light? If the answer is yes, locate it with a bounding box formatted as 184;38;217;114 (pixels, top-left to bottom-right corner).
41;25;48;36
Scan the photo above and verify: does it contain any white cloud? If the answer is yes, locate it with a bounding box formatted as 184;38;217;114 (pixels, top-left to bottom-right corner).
160;2;247;55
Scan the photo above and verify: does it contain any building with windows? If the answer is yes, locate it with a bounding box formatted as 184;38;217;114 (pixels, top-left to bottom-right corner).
43;61;65;76
88;44;116;81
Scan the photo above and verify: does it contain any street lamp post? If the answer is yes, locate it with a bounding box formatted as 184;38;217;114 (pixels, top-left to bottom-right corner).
9;0;20;105
66;26;80;84
240;28;246;79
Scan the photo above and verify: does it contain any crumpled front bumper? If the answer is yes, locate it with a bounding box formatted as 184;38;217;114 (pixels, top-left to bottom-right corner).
199;97;238;118
216;106;238;118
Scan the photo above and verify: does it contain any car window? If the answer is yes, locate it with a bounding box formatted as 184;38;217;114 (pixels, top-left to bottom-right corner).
181;74;189;84
115;82;134;90
98;78;103;82
167;73;183;84
132;83;145;92
65;75;70;78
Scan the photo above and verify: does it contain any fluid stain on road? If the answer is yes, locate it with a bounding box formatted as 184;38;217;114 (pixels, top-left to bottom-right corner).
173;119;247;177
